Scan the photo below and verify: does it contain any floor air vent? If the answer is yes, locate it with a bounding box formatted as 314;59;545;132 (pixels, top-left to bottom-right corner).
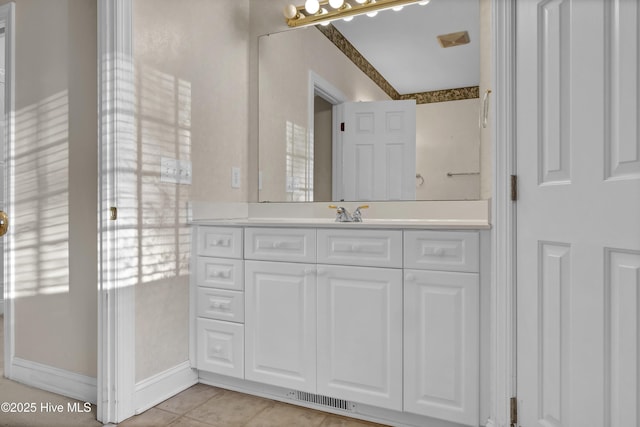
286;390;356;412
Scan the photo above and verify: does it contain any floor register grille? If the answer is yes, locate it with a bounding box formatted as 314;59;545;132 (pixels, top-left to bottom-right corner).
287;390;357;412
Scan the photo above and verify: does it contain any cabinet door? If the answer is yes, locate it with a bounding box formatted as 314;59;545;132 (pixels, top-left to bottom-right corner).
245;260;316;392
197;318;244;378
317;265;402;410
404;269;479;426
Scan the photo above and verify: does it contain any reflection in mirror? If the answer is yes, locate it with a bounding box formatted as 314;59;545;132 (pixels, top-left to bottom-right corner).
258;0;481;202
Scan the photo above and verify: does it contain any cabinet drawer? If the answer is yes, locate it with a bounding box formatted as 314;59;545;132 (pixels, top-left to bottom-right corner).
196;257;244;290
317;229;402;268
244;228;316;263
197;226;242;259
196;318;244;378
197;287;244;323
404;230;479;273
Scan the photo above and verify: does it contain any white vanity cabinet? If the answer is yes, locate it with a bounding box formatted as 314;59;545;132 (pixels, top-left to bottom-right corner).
194;226;245;378
403;230;480;426
192;224;485;427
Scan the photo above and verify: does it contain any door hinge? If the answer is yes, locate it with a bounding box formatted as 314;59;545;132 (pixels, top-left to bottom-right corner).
510;397;518;427
109;206;118;221
510;174;518;201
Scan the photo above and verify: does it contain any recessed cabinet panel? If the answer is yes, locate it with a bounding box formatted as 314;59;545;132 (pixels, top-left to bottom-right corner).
197;318;244;378
197;226;242;259
317;264;403;411
317;229;402;268
196;257;244;291
197;287;244;323
404;269;479;426
245;260;317;392
244;228;316;263
404;230;479;272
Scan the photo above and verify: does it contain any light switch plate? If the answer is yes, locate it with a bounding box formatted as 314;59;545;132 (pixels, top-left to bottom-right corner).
231;167;241;189
161;157;191;184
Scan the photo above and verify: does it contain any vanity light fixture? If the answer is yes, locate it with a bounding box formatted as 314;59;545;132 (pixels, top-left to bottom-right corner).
283;0;426;28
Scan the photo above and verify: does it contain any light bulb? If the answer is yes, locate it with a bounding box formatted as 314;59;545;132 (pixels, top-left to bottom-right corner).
418;0;430;5
305;0;320;14
392;6;403;11
328;0;344;9
341;3;353;21
366;1;378;17
355;0;368;4
283;4;298;19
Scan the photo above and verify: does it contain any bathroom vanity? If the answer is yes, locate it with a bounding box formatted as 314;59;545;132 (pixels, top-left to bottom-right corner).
190;212;490;427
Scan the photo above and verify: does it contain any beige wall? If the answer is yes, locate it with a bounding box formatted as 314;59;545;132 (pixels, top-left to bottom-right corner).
132;0;250;381
7;0;97;377
416;99;480;200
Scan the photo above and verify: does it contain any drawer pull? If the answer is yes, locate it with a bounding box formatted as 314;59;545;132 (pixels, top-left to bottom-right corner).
211;238;229;247
273;241;283;249
433;247;445;256
211;301;230;310
405;273;416;281
213;345;223;354
212;270;230;279
351;244;361;252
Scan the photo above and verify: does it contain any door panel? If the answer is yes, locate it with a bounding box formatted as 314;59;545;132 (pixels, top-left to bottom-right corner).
516;1;640;426
317;264;402;410
244;260;316;392
340;100;416;201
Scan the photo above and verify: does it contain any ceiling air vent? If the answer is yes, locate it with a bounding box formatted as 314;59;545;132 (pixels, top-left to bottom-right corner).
437;30;470;48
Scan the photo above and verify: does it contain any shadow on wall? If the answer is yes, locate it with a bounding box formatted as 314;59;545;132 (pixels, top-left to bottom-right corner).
14;90;70;298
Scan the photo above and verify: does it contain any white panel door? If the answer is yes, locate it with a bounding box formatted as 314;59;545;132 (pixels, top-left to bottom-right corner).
339;100;416;201
404;269;479;426
317;264;402;410
516;1;640;426
244;260;317;392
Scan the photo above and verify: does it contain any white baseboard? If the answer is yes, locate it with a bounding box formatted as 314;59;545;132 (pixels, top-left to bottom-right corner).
11;357;97;404
134;361;198;415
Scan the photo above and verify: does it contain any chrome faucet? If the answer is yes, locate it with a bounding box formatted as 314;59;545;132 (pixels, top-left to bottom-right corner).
329;205;369;222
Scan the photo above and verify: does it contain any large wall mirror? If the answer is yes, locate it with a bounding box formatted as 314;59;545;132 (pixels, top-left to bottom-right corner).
258;0;482;202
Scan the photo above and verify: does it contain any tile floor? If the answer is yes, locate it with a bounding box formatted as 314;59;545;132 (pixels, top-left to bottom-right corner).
0;316;388;427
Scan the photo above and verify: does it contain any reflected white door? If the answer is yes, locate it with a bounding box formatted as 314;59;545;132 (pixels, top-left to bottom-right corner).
338;100;416;201
516;1;640;426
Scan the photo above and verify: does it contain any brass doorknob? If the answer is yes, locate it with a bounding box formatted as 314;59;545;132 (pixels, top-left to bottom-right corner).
0;210;8;236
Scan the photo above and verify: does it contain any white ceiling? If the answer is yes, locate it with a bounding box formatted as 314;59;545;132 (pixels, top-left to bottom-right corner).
332;0;480;94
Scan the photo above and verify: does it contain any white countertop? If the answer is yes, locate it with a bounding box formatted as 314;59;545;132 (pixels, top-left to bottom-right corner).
189;200;491;229
189;217;490;229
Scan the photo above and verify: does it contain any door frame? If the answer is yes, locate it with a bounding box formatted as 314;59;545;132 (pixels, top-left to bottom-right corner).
97;0;135;423
489;0;518;426
1;1;15;379
307;71;347;201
